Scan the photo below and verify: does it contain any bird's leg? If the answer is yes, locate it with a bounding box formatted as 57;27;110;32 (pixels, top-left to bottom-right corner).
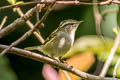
59;56;65;63
50;55;73;69
59;56;74;69
50;54;61;63
53;56;66;63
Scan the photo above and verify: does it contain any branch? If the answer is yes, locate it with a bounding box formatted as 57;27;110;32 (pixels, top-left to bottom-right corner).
14;7;45;43
113;57;120;77
0;1;50;11
0;16;7;30
0;2;56;56
0;4;46;39
0;0;120;11
100;31;120;77
63;70;71;80
0;44;119;80
93;0;103;36
35;1;56;27
111;0;120;4
35;0;40;22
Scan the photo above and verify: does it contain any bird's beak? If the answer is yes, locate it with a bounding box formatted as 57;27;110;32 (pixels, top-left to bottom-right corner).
75;20;84;28
77;20;84;25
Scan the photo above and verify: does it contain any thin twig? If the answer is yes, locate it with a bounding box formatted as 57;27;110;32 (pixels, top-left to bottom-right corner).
0;44;119;80
93;0;103;36
14;8;44;43
113;57;120;78
0;0;119;11
0;29;33;56
0;1;56;56
112;0;120;4
35;0;40;22
93;0;106;46
0;16;7;30
100;0;113;5
63;70;71;80
0;4;46;39
0;1;50;11
100;31;120;77
35;1;56;27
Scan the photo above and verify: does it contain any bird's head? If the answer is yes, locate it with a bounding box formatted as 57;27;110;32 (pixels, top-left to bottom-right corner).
59;19;83;34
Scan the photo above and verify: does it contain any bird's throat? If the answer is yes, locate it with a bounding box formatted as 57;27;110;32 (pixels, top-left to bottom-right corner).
69;29;76;46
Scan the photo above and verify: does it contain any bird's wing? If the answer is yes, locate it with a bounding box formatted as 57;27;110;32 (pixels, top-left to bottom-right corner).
43;28;59;45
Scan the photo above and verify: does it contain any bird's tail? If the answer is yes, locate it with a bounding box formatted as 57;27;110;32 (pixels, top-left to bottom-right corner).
24;46;42;51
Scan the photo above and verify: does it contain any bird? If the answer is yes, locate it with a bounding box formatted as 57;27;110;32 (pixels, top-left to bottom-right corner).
25;19;83;61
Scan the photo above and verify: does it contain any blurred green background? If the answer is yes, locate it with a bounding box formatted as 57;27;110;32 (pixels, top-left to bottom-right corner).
0;0;119;80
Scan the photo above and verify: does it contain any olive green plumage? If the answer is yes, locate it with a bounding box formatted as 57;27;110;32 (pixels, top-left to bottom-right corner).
25;19;83;59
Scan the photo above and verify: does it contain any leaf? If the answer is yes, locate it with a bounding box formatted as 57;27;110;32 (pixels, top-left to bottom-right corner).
108;65;120;78
15;1;24;4
116;65;120;77
6;0;16;5
99;4;119;38
0;56;17;80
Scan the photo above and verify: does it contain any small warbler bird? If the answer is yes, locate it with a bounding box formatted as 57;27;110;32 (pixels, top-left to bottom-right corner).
25;19;83;61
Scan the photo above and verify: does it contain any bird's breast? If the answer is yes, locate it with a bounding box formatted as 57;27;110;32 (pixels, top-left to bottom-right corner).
58;37;66;48
69;29;76;46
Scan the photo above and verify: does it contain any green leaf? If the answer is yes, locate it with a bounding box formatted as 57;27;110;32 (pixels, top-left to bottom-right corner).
116;65;120;77
112;27;119;34
6;0;16;5
97;52;120;65
15;1;24;4
0;57;17;80
108;66;120;78
99;4;119;38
